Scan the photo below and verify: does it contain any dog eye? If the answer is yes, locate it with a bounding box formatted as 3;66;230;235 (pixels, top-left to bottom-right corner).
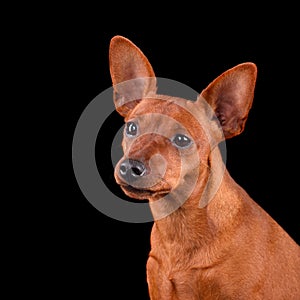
125;122;138;137
172;134;192;148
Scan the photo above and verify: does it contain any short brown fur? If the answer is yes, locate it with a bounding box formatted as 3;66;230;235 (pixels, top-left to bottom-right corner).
109;35;300;299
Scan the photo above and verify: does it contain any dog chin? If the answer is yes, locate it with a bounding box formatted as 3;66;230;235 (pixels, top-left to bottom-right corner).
120;185;170;201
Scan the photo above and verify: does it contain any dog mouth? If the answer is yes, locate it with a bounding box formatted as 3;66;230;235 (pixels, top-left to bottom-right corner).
119;183;170;200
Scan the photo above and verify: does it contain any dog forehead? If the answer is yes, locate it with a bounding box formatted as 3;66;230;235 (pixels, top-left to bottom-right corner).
129;96;196;119
128;96;211;133
134;113;184;135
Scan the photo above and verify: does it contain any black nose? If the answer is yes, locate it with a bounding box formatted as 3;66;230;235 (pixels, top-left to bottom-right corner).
119;159;146;183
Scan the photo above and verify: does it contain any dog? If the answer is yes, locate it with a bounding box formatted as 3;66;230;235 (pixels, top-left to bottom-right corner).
109;35;300;299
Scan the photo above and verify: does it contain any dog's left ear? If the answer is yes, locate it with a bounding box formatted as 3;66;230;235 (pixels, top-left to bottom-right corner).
109;35;157;117
200;62;257;139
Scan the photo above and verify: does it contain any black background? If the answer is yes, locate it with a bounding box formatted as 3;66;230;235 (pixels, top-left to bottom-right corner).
66;16;299;299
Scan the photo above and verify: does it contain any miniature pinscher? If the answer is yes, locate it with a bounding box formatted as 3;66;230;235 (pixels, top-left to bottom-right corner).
109;35;300;299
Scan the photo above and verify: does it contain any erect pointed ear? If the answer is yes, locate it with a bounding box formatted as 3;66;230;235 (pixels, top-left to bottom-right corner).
200;62;257;139
109;35;157;117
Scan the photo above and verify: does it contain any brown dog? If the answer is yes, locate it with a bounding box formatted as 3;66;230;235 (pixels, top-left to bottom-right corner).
109;35;300;299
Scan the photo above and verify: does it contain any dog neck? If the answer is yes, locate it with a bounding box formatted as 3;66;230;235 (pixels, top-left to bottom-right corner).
149;147;246;254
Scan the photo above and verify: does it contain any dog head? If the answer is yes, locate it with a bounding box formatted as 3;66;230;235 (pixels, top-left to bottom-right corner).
109;36;257;209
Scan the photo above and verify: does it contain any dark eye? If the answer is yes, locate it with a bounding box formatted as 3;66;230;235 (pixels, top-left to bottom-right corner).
126;122;138;137
172;134;192;148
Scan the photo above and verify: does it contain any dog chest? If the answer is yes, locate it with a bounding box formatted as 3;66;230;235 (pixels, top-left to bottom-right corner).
147;255;220;299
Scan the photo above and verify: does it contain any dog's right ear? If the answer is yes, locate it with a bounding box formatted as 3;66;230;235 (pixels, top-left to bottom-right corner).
109;36;157;117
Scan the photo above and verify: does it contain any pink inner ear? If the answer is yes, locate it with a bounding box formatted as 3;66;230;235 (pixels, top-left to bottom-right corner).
200;63;257;139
